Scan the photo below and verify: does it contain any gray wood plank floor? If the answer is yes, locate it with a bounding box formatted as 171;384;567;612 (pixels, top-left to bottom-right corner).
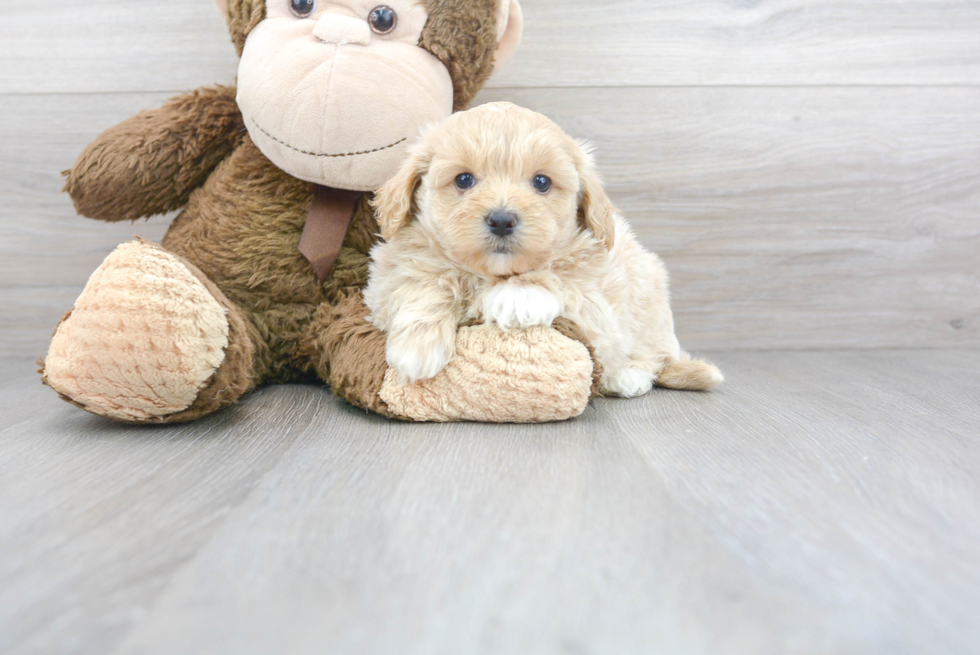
2;351;978;655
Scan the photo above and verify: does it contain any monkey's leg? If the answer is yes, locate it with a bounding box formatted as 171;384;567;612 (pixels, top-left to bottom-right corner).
303;292;600;423
40;240;260;424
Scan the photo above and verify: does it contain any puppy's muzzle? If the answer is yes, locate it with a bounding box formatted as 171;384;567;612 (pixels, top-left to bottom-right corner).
486;210;518;238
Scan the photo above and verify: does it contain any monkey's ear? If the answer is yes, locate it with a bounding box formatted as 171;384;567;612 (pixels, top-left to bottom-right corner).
574;141;617;250
372;145;431;241
493;0;524;72
214;0;229;20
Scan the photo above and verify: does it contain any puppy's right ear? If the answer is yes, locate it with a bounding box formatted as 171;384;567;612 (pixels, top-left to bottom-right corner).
372;145;431;242
215;0;229;18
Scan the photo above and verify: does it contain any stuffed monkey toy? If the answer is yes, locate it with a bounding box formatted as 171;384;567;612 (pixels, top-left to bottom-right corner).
39;0;603;424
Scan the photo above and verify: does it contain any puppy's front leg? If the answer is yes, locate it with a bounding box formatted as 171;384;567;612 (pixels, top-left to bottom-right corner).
374;284;463;384
385;317;459;384
481;281;563;331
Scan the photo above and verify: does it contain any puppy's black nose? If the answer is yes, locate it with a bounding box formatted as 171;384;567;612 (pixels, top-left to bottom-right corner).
486;211;518;238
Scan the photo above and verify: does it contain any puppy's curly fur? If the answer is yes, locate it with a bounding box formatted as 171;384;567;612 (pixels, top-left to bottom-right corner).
366;103;723;396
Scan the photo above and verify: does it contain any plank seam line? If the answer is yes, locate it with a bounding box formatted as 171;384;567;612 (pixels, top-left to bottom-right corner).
3;84;980;98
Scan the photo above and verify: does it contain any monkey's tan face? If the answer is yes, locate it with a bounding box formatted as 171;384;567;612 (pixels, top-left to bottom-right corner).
238;0;454;191
417;106;583;278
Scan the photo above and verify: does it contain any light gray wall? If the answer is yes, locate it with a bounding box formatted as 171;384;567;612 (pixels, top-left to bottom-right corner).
1;0;977;355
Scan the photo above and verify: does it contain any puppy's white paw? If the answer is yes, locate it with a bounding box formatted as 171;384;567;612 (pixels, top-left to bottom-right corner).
482;285;562;331
386;334;454;383
604;368;656;398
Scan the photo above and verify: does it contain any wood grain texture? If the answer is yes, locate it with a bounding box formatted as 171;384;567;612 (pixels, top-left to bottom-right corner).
492;0;980;88
2;0;980;94
0;351;977;654
3;2;978;654
476;86;980;351
3;88;977;354
0;1;240;96
0;361;335;655
0;93;172;289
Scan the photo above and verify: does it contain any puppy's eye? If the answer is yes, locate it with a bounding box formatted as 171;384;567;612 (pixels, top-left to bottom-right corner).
533;175;553;193
455;173;477;191
369;5;397;34
290;0;315;17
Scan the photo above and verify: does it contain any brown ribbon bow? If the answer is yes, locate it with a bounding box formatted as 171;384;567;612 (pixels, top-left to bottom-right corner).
298;185;362;284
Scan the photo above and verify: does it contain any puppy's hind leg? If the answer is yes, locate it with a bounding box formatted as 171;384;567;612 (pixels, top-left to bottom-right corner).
626;251;724;392
575;296;653;398
603;367;657;398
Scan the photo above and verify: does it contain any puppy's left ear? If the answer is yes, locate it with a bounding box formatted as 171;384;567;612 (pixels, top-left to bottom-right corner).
372;144;431;241
574;141;617;250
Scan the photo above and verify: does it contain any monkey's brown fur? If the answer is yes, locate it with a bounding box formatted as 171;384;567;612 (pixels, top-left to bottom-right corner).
64;86;247;223
41;0;602;423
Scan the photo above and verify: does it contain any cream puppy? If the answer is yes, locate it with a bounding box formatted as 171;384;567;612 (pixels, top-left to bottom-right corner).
365;103;723;396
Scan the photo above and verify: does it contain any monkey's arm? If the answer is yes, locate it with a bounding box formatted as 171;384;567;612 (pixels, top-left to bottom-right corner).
64;85;246;222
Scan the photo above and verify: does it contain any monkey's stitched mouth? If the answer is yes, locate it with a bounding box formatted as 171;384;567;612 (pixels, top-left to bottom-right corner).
250;118;407;159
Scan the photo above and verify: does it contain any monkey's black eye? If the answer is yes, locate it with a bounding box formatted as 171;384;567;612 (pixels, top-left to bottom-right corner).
455;173;476;191
369;6;397;34
533;175;553;193
290;0;315;17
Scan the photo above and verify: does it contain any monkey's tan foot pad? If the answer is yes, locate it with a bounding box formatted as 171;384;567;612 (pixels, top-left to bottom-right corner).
380;324;596;423
41;239;253;424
